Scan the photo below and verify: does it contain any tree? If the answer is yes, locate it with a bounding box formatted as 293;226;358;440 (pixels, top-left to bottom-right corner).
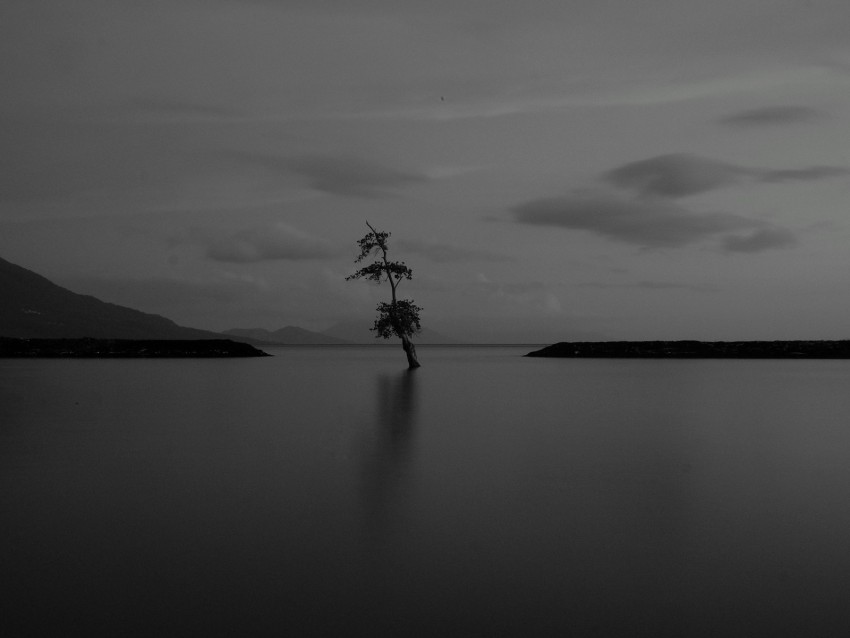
346;222;422;368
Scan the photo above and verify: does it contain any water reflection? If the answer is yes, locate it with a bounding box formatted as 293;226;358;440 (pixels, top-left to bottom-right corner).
360;369;419;543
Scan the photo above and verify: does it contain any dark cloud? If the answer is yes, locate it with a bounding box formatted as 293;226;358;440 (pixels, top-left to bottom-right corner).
224;153;425;198
604;153;848;198
717;106;824;127
288;155;426;198
579;281;720;292
604;154;746;198
511;151;838;254
720;227;798;253
757;166;850;183
188;223;339;263
511;192;796;253
513;193;750;247
396;239;511;263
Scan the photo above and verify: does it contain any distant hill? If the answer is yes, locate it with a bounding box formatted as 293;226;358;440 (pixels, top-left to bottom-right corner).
224;326;351;345
321;320;459;344
0;256;232;340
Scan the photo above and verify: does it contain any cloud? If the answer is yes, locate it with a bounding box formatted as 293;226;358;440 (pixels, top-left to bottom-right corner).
717;106;824;127
214;151;427;199
511;192;795;253
757;166;850;183
469;277;547;296
189;223;339;263
720;227;798;253
286;155;426;198
604;153;848;198
395;239;511;263
604;154;745;198
511;151;834;254
578;281;720;293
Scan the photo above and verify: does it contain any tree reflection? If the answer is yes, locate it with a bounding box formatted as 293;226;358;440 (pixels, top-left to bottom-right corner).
361;369;419;543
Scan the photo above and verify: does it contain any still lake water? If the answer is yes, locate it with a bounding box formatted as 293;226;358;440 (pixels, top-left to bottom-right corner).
3;345;850;636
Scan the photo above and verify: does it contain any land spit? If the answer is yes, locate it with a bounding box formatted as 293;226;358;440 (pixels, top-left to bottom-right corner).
526;340;850;358
0;337;270;358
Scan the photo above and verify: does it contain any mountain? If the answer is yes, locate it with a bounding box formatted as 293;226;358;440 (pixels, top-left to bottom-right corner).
321;320;460;344
224;326;351;345
0;256;231;340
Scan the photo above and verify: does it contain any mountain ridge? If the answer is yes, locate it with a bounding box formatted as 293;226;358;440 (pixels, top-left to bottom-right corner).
0;255;232;340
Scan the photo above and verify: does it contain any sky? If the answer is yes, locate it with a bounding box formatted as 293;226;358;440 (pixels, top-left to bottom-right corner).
2;0;850;343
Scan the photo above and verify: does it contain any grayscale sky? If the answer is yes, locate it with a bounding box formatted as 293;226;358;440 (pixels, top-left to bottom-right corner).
3;0;850;342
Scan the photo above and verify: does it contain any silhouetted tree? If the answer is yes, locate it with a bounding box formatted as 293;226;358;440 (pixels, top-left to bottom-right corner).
346;222;422;368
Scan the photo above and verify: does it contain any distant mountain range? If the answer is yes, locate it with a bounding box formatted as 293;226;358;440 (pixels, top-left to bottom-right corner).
0;256;231;340
223;326;351;345
224;322;458;345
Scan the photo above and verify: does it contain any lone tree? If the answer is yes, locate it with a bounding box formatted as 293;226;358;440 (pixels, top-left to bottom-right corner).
346;222;422;368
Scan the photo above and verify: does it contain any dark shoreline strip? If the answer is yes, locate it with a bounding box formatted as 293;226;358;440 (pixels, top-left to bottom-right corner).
526;340;850;359
0;338;270;358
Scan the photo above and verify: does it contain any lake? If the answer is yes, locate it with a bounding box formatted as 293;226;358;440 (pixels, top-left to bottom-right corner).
3;346;850;636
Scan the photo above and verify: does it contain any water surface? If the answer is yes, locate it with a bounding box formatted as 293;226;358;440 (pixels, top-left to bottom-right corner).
3;346;850;636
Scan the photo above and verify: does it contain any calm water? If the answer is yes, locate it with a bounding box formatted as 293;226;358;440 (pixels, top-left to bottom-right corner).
3;346;850;636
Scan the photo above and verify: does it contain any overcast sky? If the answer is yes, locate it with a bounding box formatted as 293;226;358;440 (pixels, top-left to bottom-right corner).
3;0;850;342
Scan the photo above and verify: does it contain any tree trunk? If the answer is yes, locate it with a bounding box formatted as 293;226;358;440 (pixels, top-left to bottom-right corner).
401;334;421;369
